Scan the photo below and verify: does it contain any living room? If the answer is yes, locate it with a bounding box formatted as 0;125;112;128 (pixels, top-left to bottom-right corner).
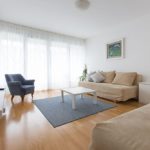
0;0;150;150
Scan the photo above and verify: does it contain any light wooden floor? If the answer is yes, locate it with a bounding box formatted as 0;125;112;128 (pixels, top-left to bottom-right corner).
0;90;142;150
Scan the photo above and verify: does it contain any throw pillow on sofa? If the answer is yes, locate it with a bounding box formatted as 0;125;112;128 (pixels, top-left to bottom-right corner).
112;72;137;86
88;71;96;82
100;71;115;83
90;72;105;83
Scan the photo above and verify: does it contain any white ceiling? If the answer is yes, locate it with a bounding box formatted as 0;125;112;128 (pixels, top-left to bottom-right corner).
0;0;150;38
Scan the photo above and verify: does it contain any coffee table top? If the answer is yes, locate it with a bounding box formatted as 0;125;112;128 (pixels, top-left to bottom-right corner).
62;87;95;95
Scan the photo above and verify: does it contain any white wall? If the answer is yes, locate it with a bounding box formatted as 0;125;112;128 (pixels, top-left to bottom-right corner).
86;14;150;81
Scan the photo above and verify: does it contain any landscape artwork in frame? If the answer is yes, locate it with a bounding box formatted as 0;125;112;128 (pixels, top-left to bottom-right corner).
107;39;124;59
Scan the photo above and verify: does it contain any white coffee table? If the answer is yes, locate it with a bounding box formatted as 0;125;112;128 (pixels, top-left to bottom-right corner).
61;87;97;110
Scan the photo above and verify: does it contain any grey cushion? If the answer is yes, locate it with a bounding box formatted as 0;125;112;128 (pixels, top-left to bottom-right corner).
88;71;96;82
90;72;105;83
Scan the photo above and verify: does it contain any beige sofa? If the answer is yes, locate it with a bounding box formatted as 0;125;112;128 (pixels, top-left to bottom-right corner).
79;71;142;102
89;104;150;150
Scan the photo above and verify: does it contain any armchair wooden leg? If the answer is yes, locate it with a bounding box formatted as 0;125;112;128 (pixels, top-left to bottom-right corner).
11;95;14;103
21;95;24;102
31;93;34;102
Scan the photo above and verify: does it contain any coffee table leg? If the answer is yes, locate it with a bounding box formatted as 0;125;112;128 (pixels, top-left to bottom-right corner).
93;92;97;104
81;94;83;99
61;90;64;103
72;95;76;110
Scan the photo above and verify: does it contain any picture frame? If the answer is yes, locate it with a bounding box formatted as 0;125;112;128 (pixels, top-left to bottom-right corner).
106;38;124;59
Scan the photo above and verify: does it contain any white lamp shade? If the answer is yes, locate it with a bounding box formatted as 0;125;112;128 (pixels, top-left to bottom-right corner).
75;0;90;10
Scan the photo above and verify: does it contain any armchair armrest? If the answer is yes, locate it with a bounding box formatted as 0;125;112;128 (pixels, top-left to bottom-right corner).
23;79;35;85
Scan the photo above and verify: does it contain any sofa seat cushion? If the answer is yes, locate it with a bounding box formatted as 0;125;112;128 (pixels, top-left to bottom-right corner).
79;81;137;101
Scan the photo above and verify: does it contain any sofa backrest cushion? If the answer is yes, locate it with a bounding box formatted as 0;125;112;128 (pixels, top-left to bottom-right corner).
100;71;115;83
88;71;96;82
112;72;137;86
90;72;105;83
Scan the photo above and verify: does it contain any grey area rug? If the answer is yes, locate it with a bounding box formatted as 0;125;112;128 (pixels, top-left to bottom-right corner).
34;95;116;127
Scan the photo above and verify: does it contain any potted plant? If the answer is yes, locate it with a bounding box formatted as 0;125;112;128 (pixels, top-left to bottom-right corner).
80;64;87;81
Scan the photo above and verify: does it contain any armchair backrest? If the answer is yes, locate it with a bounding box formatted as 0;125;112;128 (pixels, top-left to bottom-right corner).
5;74;25;84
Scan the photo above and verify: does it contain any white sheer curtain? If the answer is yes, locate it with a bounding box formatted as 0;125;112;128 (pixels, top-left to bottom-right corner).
0;31;24;87
0;21;85;90
49;42;85;89
49;42;70;89
70;44;85;86
26;38;48;90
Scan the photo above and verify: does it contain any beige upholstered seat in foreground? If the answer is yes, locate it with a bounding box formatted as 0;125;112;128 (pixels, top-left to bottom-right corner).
89;104;150;150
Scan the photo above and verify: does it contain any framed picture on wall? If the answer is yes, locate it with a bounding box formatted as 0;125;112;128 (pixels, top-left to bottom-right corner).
106;38;124;59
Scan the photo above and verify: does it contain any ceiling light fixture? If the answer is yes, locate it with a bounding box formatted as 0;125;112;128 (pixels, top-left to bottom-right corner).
75;0;90;10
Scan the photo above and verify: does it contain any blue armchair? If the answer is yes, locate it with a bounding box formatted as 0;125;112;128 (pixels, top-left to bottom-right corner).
5;74;35;102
